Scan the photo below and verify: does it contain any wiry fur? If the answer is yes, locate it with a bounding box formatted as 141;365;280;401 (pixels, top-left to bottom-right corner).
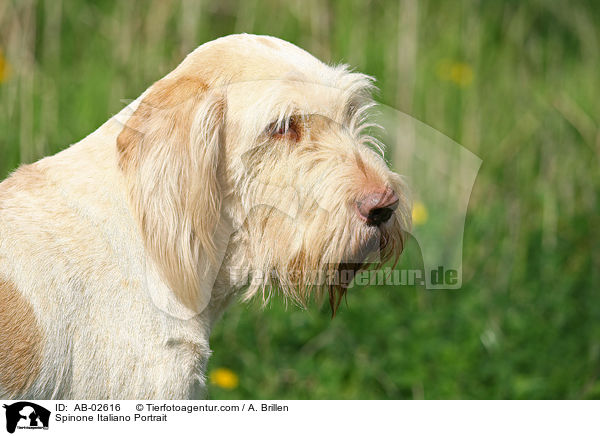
0;34;410;399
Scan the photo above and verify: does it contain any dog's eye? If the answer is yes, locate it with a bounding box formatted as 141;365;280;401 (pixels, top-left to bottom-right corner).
268;117;300;142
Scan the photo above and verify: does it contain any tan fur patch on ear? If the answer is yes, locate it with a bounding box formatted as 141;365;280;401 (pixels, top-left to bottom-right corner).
0;279;43;396
117;76;209;170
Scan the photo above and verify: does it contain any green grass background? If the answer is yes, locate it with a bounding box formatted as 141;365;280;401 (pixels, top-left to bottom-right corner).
1;0;599;399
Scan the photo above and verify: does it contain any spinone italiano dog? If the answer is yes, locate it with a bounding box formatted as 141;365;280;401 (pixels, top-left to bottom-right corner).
0;34;410;399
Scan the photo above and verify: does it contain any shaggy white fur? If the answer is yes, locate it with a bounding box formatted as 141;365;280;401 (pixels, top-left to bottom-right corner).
0;34;410;399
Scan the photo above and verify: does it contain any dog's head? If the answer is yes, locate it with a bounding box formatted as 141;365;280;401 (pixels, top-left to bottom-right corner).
117;34;410;316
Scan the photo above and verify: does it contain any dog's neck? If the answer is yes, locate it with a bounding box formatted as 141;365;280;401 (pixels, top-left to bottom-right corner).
51;106;242;346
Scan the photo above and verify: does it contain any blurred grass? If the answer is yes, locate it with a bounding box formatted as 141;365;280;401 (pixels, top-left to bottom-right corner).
1;0;599;399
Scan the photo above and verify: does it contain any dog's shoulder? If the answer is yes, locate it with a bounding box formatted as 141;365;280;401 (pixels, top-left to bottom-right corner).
0;162;49;201
0;160;67;239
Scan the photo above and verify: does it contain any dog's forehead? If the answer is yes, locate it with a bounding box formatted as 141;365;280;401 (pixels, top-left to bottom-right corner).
225;76;346;123
167;34;371;129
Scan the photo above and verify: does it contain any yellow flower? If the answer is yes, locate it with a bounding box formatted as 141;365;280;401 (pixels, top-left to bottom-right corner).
210;367;239;390
436;60;473;87
412;201;428;226
0;49;11;83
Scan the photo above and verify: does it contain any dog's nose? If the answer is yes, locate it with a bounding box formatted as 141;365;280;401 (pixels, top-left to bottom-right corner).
356;187;399;226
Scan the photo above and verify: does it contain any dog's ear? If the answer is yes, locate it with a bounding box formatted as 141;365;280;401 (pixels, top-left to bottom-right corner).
117;75;225;315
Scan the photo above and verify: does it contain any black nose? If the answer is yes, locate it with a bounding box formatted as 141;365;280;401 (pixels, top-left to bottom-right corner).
356;188;399;226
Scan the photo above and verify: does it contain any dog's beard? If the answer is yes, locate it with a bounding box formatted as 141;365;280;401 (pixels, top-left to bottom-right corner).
327;225;402;316
240;211;405;316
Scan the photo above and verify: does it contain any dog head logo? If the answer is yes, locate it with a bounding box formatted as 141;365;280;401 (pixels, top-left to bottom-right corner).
2;402;50;433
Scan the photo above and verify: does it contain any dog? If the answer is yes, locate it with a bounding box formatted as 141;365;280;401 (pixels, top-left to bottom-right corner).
0;34;410;399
